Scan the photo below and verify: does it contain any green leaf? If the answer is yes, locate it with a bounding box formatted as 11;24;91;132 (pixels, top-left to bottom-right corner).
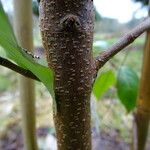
0;2;54;96
117;66;139;112
93;70;116;100
0;1;17;45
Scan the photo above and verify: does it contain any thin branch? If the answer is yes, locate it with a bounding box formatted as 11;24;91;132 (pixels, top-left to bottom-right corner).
0;56;40;81
95;17;150;71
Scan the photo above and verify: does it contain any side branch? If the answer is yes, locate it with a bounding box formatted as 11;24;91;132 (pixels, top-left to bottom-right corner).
0;56;40;81
95;17;150;71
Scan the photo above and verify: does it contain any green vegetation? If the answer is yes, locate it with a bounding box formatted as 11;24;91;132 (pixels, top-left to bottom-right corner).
0;2;54;96
117;66;139;112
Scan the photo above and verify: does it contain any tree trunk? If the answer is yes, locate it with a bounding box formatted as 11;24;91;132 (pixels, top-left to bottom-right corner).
39;0;95;149
132;28;150;150
13;0;38;150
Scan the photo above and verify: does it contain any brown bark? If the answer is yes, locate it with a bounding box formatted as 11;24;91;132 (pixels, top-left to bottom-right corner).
39;0;95;149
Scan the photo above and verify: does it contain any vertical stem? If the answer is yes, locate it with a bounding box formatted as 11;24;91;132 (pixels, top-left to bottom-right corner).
132;3;150;150
133;2;150;150
40;0;95;149
13;0;38;150
135;30;150;150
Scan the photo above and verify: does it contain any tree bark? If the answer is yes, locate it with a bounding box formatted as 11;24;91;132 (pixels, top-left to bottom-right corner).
13;0;38;150
39;0;95;149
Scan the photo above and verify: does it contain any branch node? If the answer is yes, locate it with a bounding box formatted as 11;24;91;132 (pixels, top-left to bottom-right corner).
60;14;81;31
94;17;150;75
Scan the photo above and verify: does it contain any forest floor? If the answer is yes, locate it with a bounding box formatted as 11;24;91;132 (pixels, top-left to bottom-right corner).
0;124;130;150
0;125;149;150
0;89;149;150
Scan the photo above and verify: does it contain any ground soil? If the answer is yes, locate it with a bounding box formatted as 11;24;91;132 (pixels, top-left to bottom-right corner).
0;125;132;150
